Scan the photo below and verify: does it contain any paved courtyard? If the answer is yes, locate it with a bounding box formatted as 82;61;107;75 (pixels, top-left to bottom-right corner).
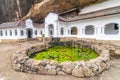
0;41;120;80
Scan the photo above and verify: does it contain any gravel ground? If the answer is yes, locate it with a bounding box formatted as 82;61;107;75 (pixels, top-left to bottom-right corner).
0;41;120;80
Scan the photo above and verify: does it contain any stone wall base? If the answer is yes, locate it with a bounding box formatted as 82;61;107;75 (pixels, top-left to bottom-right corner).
0;39;27;44
12;39;112;78
1;37;120;44
0;37;42;44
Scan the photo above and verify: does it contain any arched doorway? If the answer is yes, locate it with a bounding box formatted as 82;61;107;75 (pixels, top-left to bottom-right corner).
85;25;95;35
104;23;119;35
48;24;54;37
26;28;33;38
71;27;77;35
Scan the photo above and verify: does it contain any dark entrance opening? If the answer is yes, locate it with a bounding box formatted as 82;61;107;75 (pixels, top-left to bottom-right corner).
48;24;54;37
26;28;33;38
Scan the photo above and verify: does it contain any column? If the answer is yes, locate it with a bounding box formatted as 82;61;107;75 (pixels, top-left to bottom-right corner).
101;26;105;35
82;28;85;38
77;27;82;38
53;25;57;37
82;28;85;35
94;27;97;35
19;29;21;38
119;25;120;35
2;30;4;39
45;24;49;37
95;26;102;40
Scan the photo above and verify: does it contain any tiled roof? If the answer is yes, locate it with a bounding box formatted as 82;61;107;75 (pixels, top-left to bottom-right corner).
33;23;44;28
59;6;120;22
0;20;44;29
0;21;25;29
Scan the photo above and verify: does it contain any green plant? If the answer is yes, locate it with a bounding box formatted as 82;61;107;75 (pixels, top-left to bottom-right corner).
34;46;98;63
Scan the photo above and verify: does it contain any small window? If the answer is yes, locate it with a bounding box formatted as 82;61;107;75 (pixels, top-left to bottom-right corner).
20;30;24;36
71;27;77;35
85;25;95;35
35;30;37;35
49;25;54;36
0;30;3;36
5;30;7;36
105;23;119;35
114;24;119;30
68;30;70;35
50;30;53;35
15;30;17;36
10;30;12;36
60;28;64;35
40;30;43;35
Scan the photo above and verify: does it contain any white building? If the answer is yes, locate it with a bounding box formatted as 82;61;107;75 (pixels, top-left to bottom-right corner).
45;0;120;40
0;0;120;43
0;19;44;43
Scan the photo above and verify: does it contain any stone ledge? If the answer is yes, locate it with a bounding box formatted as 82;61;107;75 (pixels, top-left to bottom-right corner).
12;39;111;77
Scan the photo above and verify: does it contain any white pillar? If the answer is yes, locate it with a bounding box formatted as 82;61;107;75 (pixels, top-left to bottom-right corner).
97;27;102;35
77;27;82;38
33;30;35;38
13;29;15;36
17;29;20;38
2;30;4;39
119;25;120;35
81;28;85;38
94;27;97;35
95;26;103;40
101;26;105;35
53;26;57;37
45;24;49;37
82;28;85;35
64;27;67;37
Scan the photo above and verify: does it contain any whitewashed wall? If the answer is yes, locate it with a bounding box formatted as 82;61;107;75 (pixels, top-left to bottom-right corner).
58;21;68;37
0;18;44;41
45;13;59;37
25;19;44;38
45;12;120;40
65;14;120;40
0;28;19;39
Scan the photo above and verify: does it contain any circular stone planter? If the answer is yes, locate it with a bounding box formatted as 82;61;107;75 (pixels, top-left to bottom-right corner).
12;40;111;77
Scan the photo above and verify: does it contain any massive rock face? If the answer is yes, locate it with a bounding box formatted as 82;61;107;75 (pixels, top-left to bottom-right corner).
0;0;35;23
0;0;106;23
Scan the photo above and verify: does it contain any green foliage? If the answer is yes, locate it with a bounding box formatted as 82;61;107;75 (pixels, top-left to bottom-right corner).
34;46;98;63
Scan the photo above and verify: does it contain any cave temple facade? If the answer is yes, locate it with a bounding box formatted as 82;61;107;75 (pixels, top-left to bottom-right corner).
0;0;120;43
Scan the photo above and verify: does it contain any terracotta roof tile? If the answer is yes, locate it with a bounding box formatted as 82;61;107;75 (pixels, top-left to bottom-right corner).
33;23;44;28
0;21;25;29
59;6;120;22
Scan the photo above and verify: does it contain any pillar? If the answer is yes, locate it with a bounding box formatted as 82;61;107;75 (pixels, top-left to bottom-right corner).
82;28;85;35
119;25;120;35
45;24;49;37
94;27;97;35
101;26;105;35
77;27;82;38
53;25;57;37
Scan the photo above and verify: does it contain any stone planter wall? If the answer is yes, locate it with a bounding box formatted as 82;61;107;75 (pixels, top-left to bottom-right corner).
12;39;111;77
